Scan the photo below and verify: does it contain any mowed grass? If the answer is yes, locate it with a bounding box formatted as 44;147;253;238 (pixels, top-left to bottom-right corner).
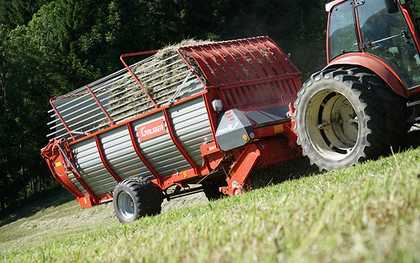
1;148;419;263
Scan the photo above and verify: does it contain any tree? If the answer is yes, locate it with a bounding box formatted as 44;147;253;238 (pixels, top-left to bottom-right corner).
0;0;330;212
0;0;50;28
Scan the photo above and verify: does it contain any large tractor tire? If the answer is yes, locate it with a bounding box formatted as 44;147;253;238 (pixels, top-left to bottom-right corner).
295;67;407;171
113;177;163;223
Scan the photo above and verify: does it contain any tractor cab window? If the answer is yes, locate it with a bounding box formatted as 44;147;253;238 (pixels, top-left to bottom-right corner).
329;1;359;59
358;0;420;88
406;0;420;34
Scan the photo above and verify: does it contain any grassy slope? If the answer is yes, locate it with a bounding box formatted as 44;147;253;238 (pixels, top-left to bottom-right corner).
0;148;419;263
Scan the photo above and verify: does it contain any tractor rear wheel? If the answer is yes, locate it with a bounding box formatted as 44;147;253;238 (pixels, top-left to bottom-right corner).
113;177;163;223
295;67;407;171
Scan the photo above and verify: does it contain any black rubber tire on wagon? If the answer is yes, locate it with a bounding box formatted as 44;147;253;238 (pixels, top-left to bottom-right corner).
113;177;163;223
202;176;226;201
294;67;407;171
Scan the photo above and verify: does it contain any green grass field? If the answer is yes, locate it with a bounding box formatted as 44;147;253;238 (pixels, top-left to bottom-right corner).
0;148;419;263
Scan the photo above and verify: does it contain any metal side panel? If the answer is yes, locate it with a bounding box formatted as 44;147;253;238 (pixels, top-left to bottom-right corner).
100;126;153;180
71;138;117;196
133;113;191;177
67;97;211;195
170;97;212;165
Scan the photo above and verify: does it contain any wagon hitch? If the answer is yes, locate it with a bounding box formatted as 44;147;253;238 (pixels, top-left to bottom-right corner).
220;144;261;196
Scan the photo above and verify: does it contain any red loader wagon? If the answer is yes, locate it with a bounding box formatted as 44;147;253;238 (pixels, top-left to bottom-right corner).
41;36;303;223
42;0;420;223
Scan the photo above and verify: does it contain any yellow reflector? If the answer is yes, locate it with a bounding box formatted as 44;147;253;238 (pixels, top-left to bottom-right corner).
274;125;284;134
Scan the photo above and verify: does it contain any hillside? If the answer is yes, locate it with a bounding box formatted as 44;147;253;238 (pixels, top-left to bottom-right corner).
0;147;419;262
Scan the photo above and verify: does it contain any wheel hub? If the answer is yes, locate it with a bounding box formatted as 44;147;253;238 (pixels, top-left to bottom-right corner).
305;90;359;160
117;192;135;220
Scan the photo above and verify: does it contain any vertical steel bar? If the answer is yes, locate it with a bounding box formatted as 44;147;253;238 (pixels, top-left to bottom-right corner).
95;136;123;182
126;122;163;186
178;48;214;86
86;85;114;125
176;49;219;142
44;156;84;198
49;98;75;140
162;109;198;170
176;49;207;89
120;51;158;107
202;92;218;142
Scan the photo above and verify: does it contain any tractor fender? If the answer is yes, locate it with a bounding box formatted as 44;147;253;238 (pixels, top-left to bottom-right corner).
327;52;408;98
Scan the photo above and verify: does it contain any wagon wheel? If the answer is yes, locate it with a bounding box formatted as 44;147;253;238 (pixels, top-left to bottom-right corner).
113;177;163;223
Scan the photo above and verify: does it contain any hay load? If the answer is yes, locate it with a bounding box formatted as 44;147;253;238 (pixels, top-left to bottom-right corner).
106;39;212;123
49;39;212;139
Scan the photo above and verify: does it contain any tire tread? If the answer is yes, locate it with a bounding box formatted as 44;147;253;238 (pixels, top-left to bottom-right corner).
295;66;407;170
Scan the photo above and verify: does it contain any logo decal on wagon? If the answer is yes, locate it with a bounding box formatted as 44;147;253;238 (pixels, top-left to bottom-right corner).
136;119;167;142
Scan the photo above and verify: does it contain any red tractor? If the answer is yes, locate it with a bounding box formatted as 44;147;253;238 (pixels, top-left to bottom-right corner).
294;0;420;170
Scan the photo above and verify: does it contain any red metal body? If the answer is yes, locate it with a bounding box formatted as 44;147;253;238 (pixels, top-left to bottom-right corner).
162;109;199;170
86;85;114;125
325;0;420;97
95;136;122;183
41;36;302;208
329;52;408;97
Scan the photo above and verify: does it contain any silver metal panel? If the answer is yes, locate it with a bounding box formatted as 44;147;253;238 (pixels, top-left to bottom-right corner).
71;139;116;196
47;52;205;140
216;109;253;151
101;126;153;180
133;113;191;177
66;97;211;196
170;97;212;165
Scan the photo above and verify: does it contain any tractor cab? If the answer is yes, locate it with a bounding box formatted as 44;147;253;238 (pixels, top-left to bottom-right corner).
327;0;420;89
407;0;420;34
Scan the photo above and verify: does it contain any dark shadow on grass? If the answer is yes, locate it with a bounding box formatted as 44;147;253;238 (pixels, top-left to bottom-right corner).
0;187;73;227
403;129;420;150
251;157;320;190
250;129;420;190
